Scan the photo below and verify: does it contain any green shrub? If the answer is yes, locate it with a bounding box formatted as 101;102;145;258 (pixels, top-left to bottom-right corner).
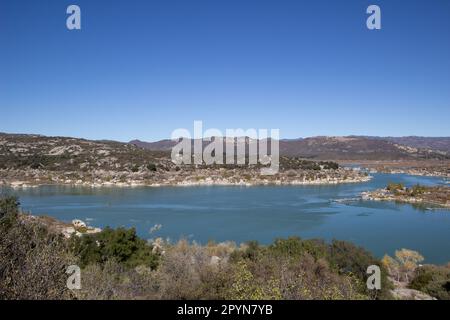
320;161;339;170
268;237;327;260
0;196;76;300
410;265;450;300
327;240;392;299
0;196;20;219
229;241;259;263
71;227;159;269
410;184;427;196
232;237;389;299
387;183;405;193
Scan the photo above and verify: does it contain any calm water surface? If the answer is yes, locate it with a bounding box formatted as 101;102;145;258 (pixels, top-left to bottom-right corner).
4;173;450;264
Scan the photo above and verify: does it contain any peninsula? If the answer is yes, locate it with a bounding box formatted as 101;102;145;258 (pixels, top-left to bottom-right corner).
0;133;370;188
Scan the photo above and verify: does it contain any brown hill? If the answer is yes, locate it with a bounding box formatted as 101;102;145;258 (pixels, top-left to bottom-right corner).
130;136;449;161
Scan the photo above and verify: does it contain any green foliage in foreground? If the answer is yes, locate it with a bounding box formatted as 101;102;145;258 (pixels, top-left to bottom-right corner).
410;265;450;300
0;196;76;300
71;227;159;269
231;237;392;299
0;195;20;219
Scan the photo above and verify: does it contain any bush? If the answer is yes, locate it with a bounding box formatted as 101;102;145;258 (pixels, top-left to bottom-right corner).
231;240;261;261
410;265;450;300
74;260;160;300
71;227;159;269
387;183;405;193
0;195;19;219
410;184;427;196
327;240;392;299
232;237;388;299
320;161;339;170
268;237;328;261
0;196;398;300
155;240;233;299
230;247;365;300
0;196;76;300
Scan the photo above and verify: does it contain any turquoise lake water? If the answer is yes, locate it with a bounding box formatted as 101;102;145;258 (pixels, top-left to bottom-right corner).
4;173;450;264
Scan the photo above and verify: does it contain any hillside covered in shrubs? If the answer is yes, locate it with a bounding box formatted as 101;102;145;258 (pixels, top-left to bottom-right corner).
0;133;367;187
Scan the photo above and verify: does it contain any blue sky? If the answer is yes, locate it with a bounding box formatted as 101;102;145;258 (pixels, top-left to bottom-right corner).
1;0;450;141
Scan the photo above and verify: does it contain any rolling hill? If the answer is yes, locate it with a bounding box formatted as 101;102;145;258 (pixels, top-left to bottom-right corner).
130;136;450;161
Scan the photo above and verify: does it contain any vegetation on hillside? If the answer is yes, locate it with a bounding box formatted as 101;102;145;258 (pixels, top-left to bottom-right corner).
382;249;450;300
410;264;450;300
0;196;77;299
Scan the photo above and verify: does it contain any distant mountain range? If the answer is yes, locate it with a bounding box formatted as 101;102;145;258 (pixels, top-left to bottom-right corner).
366;136;450;154
1;132;449;162
130;136;450;161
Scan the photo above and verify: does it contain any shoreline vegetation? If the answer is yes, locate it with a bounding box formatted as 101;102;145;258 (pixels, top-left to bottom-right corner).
362;184;450;209
1;196;449;300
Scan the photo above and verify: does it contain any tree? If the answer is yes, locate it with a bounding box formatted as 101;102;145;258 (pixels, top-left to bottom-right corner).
0;195;19;219
381;254;400;281
394;249;424;282
410;184;427;196
71;226;159;269
387;183;405;193
0;196;76;299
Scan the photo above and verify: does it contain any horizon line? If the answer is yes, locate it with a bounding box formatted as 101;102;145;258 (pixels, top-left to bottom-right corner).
2;131;450;144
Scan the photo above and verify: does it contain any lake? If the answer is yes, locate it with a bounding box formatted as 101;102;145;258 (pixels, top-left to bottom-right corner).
4;173;450;264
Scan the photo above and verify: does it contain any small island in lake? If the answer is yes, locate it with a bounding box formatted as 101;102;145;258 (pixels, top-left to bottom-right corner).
362;183;450;209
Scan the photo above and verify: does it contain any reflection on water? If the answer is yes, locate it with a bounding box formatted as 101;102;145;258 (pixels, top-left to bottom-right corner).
3;173;450;264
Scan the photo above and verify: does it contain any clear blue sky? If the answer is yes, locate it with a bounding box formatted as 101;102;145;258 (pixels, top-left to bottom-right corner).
1;0;450;141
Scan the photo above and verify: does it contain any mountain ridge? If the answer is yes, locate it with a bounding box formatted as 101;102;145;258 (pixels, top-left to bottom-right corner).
1;132;449;161
129;135;450;161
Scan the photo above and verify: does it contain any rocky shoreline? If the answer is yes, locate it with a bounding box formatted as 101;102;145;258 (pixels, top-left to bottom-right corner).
375;168;450;179
352;161;450;179
19;214;102;238
2;168;372;188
